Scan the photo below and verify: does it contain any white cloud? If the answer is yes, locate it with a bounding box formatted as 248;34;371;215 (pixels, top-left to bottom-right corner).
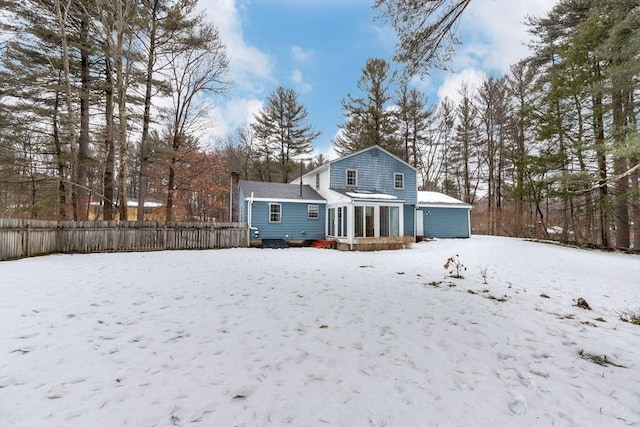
198;0;275;93
207;97;264;142
437;68;485;105
313;138;339;162
193;1;275;145
456;0;557;74
291;45;313;63
368;23;397;54
290;68;312;93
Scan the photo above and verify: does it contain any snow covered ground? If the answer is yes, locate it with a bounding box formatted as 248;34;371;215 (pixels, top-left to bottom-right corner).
1;236;638;426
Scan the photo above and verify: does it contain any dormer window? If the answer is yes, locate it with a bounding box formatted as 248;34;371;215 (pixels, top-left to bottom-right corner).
394;173;404;189
346;169;357;187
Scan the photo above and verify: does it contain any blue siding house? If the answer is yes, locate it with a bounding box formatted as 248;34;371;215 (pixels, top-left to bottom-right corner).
238;146;471;249
238;180;326;245
295;145;417;250
416;191;472;239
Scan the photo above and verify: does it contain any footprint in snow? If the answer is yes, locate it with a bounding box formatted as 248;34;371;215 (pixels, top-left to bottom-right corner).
508;392;527;415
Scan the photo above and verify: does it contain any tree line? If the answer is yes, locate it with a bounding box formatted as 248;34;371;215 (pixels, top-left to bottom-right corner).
1;0;638;249
328;0;638;249
1;0;229;222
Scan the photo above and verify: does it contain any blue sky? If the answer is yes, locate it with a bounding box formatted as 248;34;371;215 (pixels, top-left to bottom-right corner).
198;0;557;159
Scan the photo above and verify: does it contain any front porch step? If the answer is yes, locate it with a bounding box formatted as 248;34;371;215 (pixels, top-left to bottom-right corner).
262;239;289;249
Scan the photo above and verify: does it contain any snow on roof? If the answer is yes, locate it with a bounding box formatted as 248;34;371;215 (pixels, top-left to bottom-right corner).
345;191;400;200
89;200;164;208
418;191;469;207
126;200;163;208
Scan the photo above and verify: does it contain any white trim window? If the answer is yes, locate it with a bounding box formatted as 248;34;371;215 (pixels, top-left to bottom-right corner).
315;173;320;189
328;208;336;236
394;173;404;189
269;203;281;223
380;206;400;236
346;169;357;187
354;205;375;237
337;206;347;237
308;204;319;219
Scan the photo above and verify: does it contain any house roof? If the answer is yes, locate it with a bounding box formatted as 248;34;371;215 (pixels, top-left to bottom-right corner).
417;191;471;208
239;180;326;202
330;145;417;171
292;145;416;184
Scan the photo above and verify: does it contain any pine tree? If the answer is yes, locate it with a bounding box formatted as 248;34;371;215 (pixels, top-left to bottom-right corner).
334;58;399;156
451;82;480;205
394;81;434;167
252;87;320;183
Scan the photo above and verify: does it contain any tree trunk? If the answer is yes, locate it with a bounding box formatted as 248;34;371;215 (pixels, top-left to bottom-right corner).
76;13;91;221
103;59;115;221
52;87;67;219
631;156;640;250
166;162;176;222
166;130;181;222
629;94;640;250
593;92;610;248
115;0;130;221
612;89;630;249
54;0;78;219
137;0;159;221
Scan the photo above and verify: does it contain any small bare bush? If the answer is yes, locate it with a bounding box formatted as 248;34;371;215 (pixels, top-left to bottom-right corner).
619;309;640;325
444;254;466;279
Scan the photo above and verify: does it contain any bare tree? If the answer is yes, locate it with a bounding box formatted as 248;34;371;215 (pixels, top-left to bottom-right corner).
162;21;229;221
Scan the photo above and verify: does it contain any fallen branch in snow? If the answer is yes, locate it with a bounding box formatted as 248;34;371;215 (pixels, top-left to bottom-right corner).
618;309;640;325
424;281;443;287
579;350;627;368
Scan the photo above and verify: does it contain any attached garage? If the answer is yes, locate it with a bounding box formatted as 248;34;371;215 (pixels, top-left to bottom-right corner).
416;191;472;239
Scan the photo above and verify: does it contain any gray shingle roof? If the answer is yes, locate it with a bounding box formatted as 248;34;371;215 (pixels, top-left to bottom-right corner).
239;180;325;201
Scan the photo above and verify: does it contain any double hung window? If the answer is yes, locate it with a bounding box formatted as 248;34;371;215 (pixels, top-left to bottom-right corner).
308;204;319;219
346;169;357;187
269;203;281;223
394;173;404;189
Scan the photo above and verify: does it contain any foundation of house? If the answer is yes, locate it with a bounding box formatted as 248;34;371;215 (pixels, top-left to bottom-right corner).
336;236;414;251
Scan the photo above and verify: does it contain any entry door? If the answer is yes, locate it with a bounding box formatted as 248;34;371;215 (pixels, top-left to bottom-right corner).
416;210;424;236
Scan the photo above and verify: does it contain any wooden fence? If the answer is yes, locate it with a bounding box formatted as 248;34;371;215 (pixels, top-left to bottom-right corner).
0;219;248;261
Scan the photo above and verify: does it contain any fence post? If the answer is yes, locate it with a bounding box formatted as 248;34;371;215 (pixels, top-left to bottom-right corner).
24;221;30;258
163;222;168;250
111;223;116;251
56;222;61;253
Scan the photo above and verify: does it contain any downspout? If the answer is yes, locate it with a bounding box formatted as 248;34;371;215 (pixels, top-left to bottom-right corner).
247;192;254;247
413;206;424;242
467;207;472;238
229;174;233;222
